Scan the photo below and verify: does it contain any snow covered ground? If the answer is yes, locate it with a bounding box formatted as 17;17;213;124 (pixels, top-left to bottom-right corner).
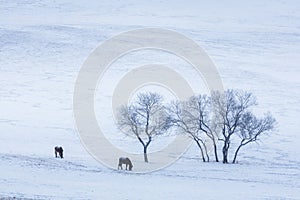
0;0;299;199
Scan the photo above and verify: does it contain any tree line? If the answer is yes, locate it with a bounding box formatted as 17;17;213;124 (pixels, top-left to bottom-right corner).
117;90;275;164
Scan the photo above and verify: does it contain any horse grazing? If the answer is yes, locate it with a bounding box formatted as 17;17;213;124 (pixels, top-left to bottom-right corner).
118;157;133;171
54;146;64;159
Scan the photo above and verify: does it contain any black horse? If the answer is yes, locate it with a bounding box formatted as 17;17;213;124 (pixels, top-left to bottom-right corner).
118;157;133;171
54;146;64;158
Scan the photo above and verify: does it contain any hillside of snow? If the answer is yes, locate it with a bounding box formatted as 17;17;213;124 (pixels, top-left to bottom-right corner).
0;0;299;199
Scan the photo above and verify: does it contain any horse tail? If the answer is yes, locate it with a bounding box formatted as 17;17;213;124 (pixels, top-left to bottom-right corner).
118;158;122;169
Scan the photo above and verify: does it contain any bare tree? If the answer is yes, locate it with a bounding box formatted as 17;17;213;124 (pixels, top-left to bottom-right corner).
232;112;275;163
212;90;257;163
117;92;170;163
188;95;220;162
167;95;219;162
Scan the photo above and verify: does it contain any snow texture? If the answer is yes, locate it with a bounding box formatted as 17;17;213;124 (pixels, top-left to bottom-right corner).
0;0;299;199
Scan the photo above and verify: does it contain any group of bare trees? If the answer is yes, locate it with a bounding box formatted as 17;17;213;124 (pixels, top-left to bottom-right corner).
117;90;275;164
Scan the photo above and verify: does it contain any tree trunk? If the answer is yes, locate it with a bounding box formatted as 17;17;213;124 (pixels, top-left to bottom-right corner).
144;146;148;163
195;139;206;162
213;142;219;162
202;141;209;162
137;136;151;163
232;144;243;164
222;140;229;164
222;147;228;163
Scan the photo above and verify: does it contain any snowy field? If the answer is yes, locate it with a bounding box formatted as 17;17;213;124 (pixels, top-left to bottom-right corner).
0;0;300;199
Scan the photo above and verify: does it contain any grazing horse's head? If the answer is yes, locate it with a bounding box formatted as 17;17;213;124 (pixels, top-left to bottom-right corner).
129;164;133;171
128;159;133;171
59;147;63;158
